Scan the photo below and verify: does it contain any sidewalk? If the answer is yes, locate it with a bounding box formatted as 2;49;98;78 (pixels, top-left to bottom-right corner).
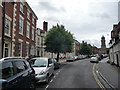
98;57;120;89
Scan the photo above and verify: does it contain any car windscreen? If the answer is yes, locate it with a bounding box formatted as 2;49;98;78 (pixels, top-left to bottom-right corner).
0;62;14;79
30;59;47;67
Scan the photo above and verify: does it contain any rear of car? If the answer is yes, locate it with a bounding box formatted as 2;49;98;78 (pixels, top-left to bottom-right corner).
66;56;75;62
0;57;35;90
29;58;54;83
90;57;99;63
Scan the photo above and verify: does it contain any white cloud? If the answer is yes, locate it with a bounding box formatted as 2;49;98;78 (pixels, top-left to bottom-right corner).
27;0;118;48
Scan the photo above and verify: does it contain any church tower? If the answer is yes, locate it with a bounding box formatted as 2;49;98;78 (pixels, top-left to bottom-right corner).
101;36;106;54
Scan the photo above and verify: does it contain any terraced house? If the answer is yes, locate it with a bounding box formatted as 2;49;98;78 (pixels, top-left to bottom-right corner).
109;22;120;67
0;0;2;58
1;1;38;58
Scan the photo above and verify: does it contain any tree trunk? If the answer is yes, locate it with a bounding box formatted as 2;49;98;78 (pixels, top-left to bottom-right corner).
56;52;60;62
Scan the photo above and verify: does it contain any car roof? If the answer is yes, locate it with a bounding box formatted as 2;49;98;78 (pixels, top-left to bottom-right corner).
0;57;26;62
30;57;49;60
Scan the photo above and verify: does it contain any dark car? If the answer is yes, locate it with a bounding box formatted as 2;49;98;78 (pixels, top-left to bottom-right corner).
52;59;60;69
0;57;35;90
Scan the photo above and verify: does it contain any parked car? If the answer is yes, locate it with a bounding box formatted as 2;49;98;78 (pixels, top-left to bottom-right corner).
74;56;78;60
90;57;99;63
29;57;54;83
0;57;35;90
66;56;75;62
52;59;60;69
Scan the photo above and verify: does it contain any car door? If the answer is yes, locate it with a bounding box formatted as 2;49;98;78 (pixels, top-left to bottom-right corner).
48;58;54;76
13;60;30;88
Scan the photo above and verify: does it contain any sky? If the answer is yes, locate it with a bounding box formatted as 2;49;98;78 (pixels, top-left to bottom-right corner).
27;0;119;48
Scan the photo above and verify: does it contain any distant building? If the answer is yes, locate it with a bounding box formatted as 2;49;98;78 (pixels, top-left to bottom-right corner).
109;22;120;67
99;36;107;54
74;40;80;56
36;28;41;57
37;21;52;58
0;1;2;58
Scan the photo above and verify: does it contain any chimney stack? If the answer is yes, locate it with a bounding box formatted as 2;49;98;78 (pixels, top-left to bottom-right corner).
43;21;48;32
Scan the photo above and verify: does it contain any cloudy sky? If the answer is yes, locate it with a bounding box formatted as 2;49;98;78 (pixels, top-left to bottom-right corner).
27;0;119;48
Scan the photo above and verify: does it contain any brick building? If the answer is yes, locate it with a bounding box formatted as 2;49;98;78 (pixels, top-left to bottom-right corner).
0;1;2;58
2;2;38;58
2;2;14;57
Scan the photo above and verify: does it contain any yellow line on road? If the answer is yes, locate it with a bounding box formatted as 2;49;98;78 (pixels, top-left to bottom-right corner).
93;64;106;90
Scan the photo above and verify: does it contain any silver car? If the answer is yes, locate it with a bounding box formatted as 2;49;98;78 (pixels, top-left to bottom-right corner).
29;57;54;83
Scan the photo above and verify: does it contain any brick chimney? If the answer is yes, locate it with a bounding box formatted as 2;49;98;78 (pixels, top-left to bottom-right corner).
43;21;48;32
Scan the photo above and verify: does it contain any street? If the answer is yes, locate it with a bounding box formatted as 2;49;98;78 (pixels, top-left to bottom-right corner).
36;58;100;89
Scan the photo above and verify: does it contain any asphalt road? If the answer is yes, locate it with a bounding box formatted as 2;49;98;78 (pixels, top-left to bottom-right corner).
36;58;100;89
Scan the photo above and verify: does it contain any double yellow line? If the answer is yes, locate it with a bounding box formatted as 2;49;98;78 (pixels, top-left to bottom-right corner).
93;64;106;90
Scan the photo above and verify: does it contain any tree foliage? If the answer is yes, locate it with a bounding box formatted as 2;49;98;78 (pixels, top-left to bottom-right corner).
80;42;92;56
45;24;74;61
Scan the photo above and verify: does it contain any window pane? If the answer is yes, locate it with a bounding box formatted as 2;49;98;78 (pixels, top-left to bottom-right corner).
15;61;26;73
20;3;24;13
0;62;14;79
5;18;10;35
19;18;23;34
18;42;22;56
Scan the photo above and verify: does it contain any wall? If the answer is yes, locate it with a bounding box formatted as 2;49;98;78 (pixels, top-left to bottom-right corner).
0;2;2;58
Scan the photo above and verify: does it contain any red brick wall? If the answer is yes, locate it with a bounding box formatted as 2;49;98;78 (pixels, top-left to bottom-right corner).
0;5;2;58
2;2;14;56
14;2;37;57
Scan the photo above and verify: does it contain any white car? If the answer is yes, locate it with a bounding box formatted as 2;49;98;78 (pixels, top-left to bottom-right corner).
90;57;99;63
29;57;54;83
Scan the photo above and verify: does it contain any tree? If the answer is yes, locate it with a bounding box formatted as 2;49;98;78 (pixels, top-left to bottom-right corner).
45;24;74;61
80;42;92;56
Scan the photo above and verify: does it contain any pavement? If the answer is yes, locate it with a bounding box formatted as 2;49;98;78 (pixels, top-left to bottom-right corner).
98;57;120;90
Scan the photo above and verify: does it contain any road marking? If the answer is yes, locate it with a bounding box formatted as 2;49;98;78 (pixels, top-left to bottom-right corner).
45;85;49;90
56;72;59;75
93;64;106;90
58;70;61;73
53;75;56;78
50;79;53;83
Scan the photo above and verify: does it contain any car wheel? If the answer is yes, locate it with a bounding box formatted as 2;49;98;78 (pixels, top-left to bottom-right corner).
30;81;35;90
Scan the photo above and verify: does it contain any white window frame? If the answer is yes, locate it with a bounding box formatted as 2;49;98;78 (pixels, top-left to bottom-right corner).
18;40;23;57
26;22;30;38
27;9;30;20
32;15;35;24
32;27;34;40
20;3;24;13
0;0;2;7
37;37;40;46
26;42;29;56
30;45;35;55
4;42;10;57
5;18;11;36
19;15;24;35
